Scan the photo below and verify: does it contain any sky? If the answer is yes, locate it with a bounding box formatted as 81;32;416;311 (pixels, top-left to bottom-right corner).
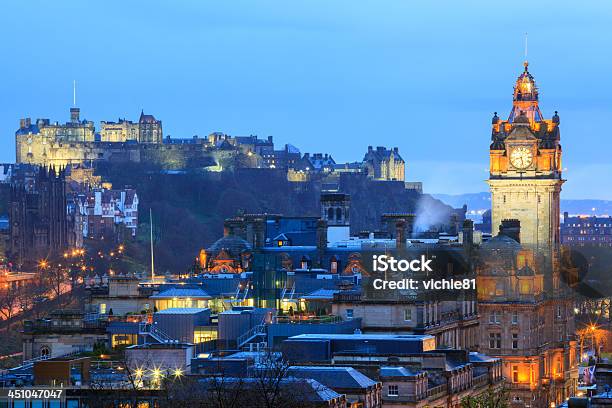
1;1;612;199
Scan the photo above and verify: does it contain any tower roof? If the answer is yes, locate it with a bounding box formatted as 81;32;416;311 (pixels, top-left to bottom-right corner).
508;61;543;123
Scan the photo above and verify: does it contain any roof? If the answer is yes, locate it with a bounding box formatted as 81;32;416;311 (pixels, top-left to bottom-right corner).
290;333;433;341
301;288;340;300
155;307;210;315
207;235;252;254
151;287;212;299
469;352;500;363
288;366;378;389
379;366;424;377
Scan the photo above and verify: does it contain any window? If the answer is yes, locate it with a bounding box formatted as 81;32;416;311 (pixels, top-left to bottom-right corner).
40;345;50;357
388;385;399;397
346;309;354;319
512;365;519;383
512;311;519;324
489;333;501;349
489;311;500;324
404;308;412;322
556;306;562;318
99;303;107;314
512;333;519;349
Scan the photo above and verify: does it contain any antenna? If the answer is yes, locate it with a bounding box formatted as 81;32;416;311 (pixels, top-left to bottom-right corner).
73;80;77;107
524;32;528;62
150;208;155;281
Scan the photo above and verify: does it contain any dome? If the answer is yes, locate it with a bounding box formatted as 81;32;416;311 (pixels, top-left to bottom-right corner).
207;235;252;255
480;234;521;251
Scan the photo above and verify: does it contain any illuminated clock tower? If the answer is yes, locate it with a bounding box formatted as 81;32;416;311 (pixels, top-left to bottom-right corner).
487;61;563;256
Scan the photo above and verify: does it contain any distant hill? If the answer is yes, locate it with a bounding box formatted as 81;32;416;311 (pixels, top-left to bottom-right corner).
433;192;612;216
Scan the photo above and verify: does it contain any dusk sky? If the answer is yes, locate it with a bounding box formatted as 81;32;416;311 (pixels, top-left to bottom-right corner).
1;1;612;199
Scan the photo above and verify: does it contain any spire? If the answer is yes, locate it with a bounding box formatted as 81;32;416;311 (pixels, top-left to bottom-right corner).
524;32;528;66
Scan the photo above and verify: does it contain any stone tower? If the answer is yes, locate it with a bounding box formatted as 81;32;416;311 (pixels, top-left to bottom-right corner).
487;61;563;261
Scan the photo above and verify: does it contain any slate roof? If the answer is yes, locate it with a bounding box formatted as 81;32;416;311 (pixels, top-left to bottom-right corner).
151;287;211;299
288;366;378;390
379;366;424;377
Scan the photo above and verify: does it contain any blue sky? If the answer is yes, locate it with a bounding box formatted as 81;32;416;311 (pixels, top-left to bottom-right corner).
1;1;611;198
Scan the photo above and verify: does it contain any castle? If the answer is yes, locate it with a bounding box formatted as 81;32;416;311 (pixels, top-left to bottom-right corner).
15;108;408;182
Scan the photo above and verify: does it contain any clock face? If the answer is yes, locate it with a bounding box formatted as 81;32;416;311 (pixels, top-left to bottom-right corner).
510;146;533;169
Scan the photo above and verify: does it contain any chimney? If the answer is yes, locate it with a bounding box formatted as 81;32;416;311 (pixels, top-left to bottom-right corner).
368;146;373;152
251;217;266;249
316;219;328;252
499;219;521;243
462;219;474;251
395;220;406;250
19;118;31;129
268;135;273;143
563;211;569;224
70;107;80;123
393;147;399;153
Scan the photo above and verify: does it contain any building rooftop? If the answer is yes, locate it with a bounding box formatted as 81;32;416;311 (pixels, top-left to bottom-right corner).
154;308;210;315
150;287;211;299
288;366;378;389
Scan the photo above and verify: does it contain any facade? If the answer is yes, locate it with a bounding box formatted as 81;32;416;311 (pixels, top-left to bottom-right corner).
363;146;405;181
76;187;139;240
99;118;139;142
481;61;578;406
138;111;163;143
561;212;612;247
8;166;73;267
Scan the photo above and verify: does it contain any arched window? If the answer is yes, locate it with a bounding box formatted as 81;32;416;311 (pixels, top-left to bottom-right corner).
327;208;334;220
40;346;50;357
336;207;342;222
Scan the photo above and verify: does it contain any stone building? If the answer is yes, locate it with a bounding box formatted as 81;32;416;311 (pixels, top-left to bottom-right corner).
363;146;405;181
99;118;139;142
8;166;73;267
480;61;578;407
138;111;163;143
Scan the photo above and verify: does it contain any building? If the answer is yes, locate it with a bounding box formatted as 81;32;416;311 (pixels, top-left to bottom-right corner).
76;187;139;240
22;310;107;361
561;212;612;247
99;118;139;142
481;61;578;406
8;166;73;267
138;111;163;143
363;146;405;181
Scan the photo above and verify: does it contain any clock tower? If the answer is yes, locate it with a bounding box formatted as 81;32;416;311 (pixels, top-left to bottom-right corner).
488;61;563;257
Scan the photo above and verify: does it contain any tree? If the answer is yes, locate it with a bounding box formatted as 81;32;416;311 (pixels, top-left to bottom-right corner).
461;387;509;408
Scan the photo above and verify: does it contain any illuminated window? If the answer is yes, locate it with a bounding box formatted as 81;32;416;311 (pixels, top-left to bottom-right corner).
512;365;519;383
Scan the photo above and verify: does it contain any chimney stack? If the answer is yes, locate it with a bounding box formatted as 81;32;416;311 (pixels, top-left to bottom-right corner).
396;220;407;250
